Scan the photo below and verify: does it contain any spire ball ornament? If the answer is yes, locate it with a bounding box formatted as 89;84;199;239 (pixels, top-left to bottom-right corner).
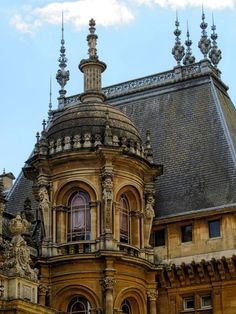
198;7;211;58
183;22;195;66
209;16;222;68
56;12;70;106
172;14;185;66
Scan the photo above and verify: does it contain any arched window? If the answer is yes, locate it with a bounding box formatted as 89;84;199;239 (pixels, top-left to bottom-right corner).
67;296;91;313
68;191;91;241
121;299;132;314
120;194;130;243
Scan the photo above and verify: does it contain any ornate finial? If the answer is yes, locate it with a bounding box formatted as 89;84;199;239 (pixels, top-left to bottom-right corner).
56;12;70;105
42;119;46;132
48;77;53;122
145;130;153;163
87;18;98;59
79;19;107;103
209;14;222;68
183;21;196;66
172;13;185;66
36;132;40;143
104;110;112;145
198;7;211;58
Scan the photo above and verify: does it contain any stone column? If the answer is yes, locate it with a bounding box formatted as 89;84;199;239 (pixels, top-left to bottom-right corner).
102;277;116;314
0;180;5;241
38;284;48;306
147;290;158;314
102;258;116;314
130;210;140;247
56;205;67;243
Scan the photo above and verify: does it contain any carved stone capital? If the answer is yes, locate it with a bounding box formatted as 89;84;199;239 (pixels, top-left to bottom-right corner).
147;289;158;301
102;277;116;290
39;284;48;296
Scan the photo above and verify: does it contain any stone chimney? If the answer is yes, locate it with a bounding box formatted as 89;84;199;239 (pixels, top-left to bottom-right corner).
0;170;15;192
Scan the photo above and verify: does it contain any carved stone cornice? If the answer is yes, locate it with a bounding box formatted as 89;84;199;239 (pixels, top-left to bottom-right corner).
159;255;236;289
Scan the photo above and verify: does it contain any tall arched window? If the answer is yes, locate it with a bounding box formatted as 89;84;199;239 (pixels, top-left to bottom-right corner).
121;299;132;314
67;296;91;313
68;191;91;241
120;194;130;243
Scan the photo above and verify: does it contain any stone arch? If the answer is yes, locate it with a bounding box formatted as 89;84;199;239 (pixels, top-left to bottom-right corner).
114;286;147;314
54;180;98;243
54;284;101;312
54;179;98;206
115;185;143;247
115;184;142;210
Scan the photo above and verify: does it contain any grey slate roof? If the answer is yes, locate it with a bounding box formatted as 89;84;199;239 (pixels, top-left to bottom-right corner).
5;63;236;219
5;171;38;217
109;74;236;217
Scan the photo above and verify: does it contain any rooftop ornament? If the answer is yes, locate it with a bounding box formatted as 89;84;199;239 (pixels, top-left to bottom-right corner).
183;22;196;66
172;13;185;66
198;7;211;59
209;15;222;68
56;12;70;107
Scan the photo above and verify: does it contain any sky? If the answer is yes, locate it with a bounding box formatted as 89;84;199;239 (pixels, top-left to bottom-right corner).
1;0;236;179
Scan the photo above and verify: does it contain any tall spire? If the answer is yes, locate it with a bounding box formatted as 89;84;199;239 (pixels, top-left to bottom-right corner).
56;12;70;107
198;6;211;59
209;14;222;68
183;21;195;66
172;12;185;66
79;19;107;103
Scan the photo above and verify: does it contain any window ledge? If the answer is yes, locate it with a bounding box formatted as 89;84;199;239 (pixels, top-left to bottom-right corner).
207;236;222;241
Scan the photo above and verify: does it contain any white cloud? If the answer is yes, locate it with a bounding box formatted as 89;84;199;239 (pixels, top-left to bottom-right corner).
10;0;134;34
132;0;235;10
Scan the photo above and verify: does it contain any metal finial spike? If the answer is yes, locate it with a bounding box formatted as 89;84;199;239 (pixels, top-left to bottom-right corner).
56;12;70;106
49;76;52;111
172;14;185;66
209;15;222;68
62;12;64;41
183;21;195;66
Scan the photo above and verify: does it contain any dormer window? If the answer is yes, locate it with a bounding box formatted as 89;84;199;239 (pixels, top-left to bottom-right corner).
68;191;91;241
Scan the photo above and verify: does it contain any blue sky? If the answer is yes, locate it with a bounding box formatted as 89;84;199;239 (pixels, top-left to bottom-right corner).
1;0;236;178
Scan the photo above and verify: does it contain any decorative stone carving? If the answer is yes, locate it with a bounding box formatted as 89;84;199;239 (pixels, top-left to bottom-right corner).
64;136;71;150
74;134;82;149
39;186;51;240
102;276;116;290
147;289;158;301
144;186;155;247
0;215;38;281
102;172;114;231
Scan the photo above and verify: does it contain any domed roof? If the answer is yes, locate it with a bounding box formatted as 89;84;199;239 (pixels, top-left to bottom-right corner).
47;102;141;145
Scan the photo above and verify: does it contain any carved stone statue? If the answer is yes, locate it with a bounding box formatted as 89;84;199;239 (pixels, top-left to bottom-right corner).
0;215;38;281
102;175;113;231
39;186;51;241
144;194;155;248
